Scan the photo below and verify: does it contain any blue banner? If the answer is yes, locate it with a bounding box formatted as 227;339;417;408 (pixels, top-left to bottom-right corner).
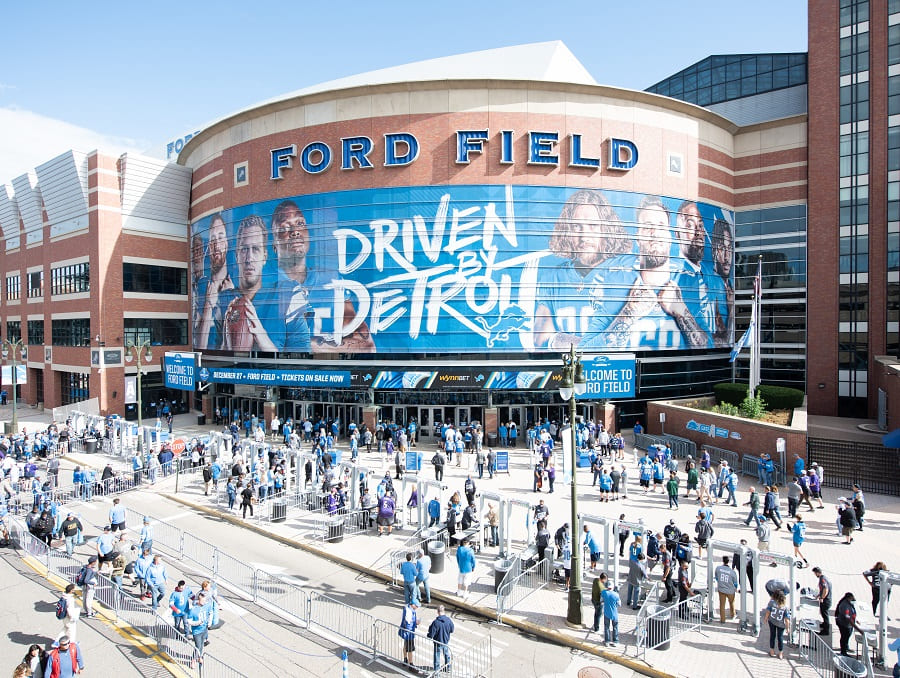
576;354;636;399
494;449;509;472
405;450;422;471
196;366;351;387
162;352;196;391
192;185;734;355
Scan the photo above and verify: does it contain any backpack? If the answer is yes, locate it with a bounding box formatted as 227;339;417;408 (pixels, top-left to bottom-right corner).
697;521;713;540
55;596;68;619
676;542;690;562
75;565;87;586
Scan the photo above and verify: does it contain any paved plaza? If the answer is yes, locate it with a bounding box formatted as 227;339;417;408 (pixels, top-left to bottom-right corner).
3;403;899;677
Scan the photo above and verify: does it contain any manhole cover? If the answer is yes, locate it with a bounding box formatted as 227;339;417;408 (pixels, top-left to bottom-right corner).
578;668;612;678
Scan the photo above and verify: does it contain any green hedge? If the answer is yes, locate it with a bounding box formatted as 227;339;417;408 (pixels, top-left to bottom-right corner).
757;384;804;409
714;382;748;406
713;382;804;409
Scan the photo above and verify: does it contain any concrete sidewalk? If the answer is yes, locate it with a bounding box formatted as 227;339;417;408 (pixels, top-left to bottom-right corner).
0;551;168;677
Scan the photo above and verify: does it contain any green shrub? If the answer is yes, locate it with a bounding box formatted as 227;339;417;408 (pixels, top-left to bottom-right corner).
740;393;767;419
714;382;748;406
710;402;741;417
757;384;804;409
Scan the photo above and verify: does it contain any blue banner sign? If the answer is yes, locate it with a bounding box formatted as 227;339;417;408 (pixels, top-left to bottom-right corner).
196;366;351;387
575;354;636;399
192;185;734;355
404;451;422;472
686;419;743;440
163;352;196;391
494;449;509;473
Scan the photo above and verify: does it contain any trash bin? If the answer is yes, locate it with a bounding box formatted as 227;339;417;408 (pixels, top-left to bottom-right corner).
832;655;866;678
197;414;206;426
487;434;498;447
646;604;672;650
271;499;287;523
84;438;98;454
428;540;446;574
326;516;345;543
494;557;514;593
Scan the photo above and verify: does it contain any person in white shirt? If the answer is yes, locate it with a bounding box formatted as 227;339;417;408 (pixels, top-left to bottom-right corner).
57;584;80;642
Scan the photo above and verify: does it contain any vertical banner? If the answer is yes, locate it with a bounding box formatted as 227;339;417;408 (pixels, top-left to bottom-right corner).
494;449;510;473
561;424;572;485
124;376;137;404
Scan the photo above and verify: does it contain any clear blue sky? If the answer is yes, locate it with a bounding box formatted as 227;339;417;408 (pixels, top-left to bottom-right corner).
0;1;807;182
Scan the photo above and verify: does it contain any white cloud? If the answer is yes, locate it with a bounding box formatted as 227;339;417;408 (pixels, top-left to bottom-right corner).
0;106;149;186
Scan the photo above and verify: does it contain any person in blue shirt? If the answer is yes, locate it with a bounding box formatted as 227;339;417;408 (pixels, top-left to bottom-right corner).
139;516;153;554
601;580;621;646
532;189;631;349
789;515;808;567
108;498;126;532
793;454;806;478
169;580;192;634
456;538;476;598
583;525;602;570
145;555;169;610
672;201;724;348
187;592;211;667
580;196;708;351
633;421;643;437
270;200;374;353
709;216;734;346
195;214;234;351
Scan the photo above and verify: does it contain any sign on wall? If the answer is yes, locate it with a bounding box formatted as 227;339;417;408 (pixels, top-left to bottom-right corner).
163;352;197;391
191;185;733;355
575;354;636;399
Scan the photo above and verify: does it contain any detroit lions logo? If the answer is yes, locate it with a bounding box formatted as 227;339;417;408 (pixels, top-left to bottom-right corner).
474;305;530;348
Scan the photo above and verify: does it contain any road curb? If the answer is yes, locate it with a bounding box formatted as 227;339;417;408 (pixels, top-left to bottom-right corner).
163;493;673;678
17;552;187;677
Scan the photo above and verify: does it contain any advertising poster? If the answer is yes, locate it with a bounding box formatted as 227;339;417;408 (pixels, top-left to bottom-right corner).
191;185;733;355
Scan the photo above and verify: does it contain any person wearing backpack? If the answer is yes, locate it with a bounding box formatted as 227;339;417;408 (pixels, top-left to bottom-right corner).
764;589;791;659
43;635;83;677
77;557;98;618
55;584;80;643
694;513;714;557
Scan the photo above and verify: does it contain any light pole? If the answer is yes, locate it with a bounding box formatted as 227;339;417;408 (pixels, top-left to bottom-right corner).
1;338;26;435
125;339;153;430
559;344;586;626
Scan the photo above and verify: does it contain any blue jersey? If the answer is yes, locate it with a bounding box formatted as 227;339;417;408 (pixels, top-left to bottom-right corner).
579;254;688;350
671;259;715;348
535;257;602;342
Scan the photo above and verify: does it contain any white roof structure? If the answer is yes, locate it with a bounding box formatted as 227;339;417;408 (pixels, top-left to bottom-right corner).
164;41;598;159
263;40;596;104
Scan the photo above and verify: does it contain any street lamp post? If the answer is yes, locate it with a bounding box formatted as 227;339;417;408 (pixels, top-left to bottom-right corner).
125;339;153;430
1;338;26;435
559;344;587;627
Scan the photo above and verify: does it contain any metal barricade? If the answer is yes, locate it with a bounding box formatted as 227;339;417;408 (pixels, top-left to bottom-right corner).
215;549;257;597
253;569;309;624
636;593;704;659
798;618;841;678
496;554;551;622
702;444;739;470
182;531;218;574
308;591;376;651
371;618;436;671
742;454;786;486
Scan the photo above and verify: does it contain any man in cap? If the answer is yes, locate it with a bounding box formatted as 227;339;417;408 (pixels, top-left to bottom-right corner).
44;635;84;677
81;556;99;617
59;512;83;556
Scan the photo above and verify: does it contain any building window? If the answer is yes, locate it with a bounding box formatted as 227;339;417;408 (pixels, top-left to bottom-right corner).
27;320;44;345
50;263;90;295
840;82;869;124
51;318;91;347
26;271;43;298
840;0;869;28
60;372;90;406
6;275;20;301
840;32;870;76
123;263;187;295
6;321;21;343
124;318;188;346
